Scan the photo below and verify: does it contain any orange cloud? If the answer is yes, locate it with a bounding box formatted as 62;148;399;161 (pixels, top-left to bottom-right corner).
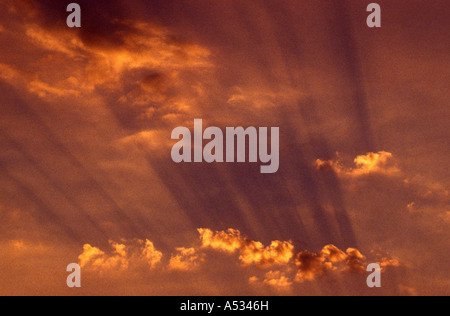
344;248;366;274
198;228;243;252
78;239;162;272
168;247;203;271
0;63;21;81
441;211;450;225
295;250;333;282
11;240;26;251
398;285;418;296
24;20;211;85
75;228;401;289
198;228;294;267
248;276;259;284
227;85;305;109
263;271;293;288
379;257;401;271
28;80;81;98
240;240;294;267
315;151;400;177
143;240;164;269
78;242;129;272
295;245;366;282
321;244;347;263
1;15;213;138
351;152;400;176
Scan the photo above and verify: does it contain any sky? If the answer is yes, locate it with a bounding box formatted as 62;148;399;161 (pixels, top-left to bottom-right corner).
0;0;448;296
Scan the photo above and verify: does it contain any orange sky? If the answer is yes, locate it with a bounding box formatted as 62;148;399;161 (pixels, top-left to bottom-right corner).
0;0;448;296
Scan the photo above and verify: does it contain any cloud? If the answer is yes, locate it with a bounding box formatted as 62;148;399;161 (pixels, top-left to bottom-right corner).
262;271;293;288
1;6;213;134
198;229;400;285
11;240;26;251
198;228;294;267
441;212;450;225
398;285;418;296
350;152;400;176
294;245;403;283
377;257;402;273
320;244;348;263
71;227;404;295
240;240;294;267
295;245;366;282
295;249;334;282
168;247;203;271
33;19;210;99
28;80;81;98
142;239;164;268
78;239;162;272
198;228;243;252
315;152;400;177
0;63;21;81
344;248;366;274
79;242;129;272
227;85;305;109
78;244;108;269
404;175;449;202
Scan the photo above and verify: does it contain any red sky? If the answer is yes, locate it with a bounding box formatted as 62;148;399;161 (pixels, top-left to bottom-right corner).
0;0;448;295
